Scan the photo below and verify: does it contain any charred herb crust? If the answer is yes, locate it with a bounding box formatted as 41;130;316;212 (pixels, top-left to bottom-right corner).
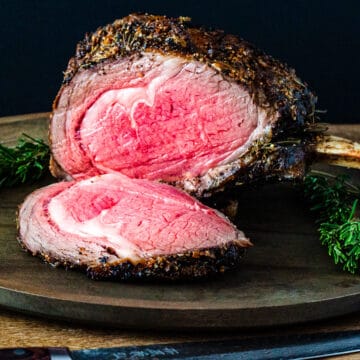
18;236;246;281
61;14;317;137
88;242;246;281
227;142;312;188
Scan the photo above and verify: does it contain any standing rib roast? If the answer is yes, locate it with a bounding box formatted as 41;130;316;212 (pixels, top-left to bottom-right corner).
18;14;357;281
50;13;318;197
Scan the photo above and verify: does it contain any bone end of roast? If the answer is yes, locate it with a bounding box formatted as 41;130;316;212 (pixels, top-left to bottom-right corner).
17;174;250;281
315;135;360;169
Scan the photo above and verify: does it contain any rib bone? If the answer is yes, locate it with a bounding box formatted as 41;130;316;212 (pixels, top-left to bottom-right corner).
315;135;360;169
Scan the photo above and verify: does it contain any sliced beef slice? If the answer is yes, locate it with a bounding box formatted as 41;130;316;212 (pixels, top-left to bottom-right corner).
18;174;251;281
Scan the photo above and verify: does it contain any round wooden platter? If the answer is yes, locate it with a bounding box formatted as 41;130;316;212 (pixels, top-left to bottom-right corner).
1;113;360;329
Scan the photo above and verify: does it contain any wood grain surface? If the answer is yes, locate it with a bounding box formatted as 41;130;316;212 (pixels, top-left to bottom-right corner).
1;113;360;358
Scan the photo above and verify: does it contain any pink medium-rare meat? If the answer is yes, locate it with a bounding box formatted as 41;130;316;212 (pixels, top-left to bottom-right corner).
52;51;271;184
50;14;317;196
65;55;266;181
18;174;251;280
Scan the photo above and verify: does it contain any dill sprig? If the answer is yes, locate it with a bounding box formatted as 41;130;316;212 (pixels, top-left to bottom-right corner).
304;171;360;273
0;134;50;188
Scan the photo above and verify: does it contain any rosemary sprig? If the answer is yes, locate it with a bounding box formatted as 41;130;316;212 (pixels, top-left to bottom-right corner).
0;134;50;188
304;171;360;273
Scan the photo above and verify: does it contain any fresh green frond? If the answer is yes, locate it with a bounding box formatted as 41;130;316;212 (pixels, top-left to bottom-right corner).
304;171;360;274
0;134;50;188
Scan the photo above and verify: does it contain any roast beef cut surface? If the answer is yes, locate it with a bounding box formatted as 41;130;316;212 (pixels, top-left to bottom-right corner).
50;13;317;197
18;174;250;280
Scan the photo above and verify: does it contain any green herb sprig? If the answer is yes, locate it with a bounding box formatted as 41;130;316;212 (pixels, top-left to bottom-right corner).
0;134;50;188
304;171;360;273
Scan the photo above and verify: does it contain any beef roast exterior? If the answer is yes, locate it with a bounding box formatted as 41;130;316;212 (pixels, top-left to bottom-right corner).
18;174;251;281
50;13;318;197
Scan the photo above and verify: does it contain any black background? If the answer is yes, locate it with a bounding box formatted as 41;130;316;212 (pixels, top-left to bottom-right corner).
0;0;359;124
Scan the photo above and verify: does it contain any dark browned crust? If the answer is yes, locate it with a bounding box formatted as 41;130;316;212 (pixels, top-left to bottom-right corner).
229;142;315;187
17;235;246;281
244;146;307;183
88;242;246;281
59;13;316;136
